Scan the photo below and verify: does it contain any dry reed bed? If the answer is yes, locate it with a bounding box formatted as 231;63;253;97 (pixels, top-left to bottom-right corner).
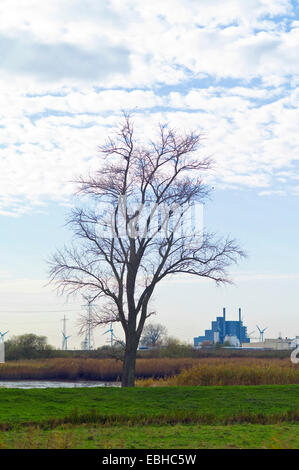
0;357;298;383
0;357;200;381
137;359;299;386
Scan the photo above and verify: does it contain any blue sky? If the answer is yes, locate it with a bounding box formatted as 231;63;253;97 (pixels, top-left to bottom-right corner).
0;0;298;347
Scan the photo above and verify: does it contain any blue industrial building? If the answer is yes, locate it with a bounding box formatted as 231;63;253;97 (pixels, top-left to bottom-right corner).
194;308;250;347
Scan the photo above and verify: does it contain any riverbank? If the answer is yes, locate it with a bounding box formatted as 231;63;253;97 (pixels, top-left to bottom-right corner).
1;385;299;448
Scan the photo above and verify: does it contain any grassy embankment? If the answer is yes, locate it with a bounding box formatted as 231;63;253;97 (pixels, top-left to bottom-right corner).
1;357;299;448
1;385;299;448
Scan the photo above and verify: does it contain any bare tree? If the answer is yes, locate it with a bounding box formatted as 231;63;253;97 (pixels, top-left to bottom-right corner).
140;322;167;348
49;114;245;387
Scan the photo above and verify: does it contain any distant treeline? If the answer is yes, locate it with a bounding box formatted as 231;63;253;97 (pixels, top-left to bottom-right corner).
4;334;292;361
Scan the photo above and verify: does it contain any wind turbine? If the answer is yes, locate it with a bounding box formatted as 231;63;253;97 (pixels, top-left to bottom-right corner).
0;331;9;343
62;332;71;351
103;322;115;347
256;325;267;342
61;315;71;350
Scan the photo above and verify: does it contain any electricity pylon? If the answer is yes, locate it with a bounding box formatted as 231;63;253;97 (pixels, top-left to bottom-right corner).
82;296;95;350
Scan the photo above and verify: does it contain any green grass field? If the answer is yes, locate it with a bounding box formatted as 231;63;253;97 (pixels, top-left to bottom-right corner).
1;385;299;448
1;424;299;449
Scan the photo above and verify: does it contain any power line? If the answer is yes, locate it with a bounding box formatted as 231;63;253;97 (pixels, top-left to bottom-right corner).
0;310;80;313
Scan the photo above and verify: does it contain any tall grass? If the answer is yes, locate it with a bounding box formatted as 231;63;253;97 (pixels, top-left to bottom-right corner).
137;358;299;386
0;357;298;383
0;357;200;381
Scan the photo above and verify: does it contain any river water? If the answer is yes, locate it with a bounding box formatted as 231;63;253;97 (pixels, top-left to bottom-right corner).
0;380;119;389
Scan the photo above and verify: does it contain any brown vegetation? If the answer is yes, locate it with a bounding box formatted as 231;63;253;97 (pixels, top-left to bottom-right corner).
0;357;199;381
0;357;298;384
136;357;299;386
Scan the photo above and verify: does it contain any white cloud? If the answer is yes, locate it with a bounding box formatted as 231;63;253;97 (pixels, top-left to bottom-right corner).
0;0;297;86
0;33;130;81
258;190;286;196
0;0;298;215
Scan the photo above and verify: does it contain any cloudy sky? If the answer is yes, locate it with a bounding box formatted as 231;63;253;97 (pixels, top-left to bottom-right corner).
0;0;298;347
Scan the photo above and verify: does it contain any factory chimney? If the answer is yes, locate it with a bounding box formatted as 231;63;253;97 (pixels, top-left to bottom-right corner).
239;307;242;346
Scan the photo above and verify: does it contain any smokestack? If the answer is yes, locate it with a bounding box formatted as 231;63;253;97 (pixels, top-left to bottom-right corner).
238;307;242;346
223;307;226;338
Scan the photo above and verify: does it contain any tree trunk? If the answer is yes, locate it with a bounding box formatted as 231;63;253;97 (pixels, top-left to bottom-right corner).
122;339;138;387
